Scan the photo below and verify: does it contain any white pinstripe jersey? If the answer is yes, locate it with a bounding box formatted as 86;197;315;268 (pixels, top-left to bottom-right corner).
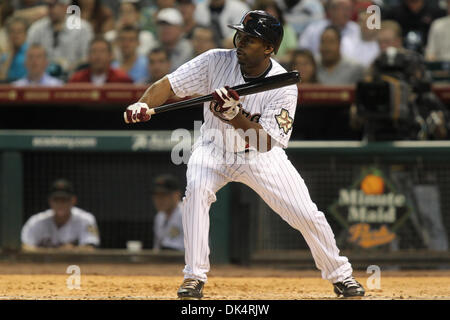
167;49;299;152
21;207;100;248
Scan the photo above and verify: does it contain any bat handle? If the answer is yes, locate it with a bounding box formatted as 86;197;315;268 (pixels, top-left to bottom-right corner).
146;108;156;116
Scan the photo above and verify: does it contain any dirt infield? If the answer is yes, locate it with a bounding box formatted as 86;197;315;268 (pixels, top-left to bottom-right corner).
0;263;449;300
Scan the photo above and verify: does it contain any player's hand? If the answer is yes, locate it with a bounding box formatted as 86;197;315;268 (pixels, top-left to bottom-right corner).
124;102;151;123
210;86;240;121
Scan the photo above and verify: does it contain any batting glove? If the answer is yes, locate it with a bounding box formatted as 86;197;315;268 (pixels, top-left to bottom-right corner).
124;102;151;123
211;86;240;121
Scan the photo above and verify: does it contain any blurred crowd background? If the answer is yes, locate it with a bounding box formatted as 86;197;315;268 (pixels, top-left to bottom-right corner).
0;0;449;86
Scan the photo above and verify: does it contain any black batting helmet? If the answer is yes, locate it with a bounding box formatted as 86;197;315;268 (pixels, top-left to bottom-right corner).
227;10;284;54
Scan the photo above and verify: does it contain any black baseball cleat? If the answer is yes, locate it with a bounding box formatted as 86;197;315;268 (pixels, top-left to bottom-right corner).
333;277;365;298
177;278;205;300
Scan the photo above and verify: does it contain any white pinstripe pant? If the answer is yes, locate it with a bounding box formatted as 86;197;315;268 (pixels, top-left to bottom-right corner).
181;142;353;283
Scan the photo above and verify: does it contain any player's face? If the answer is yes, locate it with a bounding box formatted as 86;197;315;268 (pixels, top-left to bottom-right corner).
49;196;76;218
152;191;180;213
235;32;271;68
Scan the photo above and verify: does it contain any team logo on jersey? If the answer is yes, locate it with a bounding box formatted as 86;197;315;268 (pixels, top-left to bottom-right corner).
275;109;293;134
169;226;181;239
87;224;99;237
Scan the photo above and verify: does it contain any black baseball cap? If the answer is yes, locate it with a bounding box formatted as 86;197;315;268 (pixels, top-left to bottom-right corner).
49;179;75;199
151;174;180;194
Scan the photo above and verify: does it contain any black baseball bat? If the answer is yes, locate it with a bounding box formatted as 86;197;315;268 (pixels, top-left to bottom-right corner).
144;71;300;117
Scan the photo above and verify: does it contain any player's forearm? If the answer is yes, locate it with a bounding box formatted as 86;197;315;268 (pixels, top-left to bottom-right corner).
229;112;272;152
138;76;176;107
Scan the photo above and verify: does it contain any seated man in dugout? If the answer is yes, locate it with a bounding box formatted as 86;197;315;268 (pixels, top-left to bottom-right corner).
152;174;184;252
21;178;100;251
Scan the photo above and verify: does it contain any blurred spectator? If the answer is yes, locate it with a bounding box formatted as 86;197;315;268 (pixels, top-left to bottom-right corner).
425;0;450;61
112;26;149;84
68;37;133;84
0;1;14;56
0;16;28;82
194;0;250;46
0;1;48;58
104;0;157;60
377;20;403;52
27;0;94;75
191;25;219;57
317;25;365;84
139;0;177;36
156;8;194;70
290;49;318;84
12;0;45;9
147;47;172;83
177;0;198;39
382;0;446;53
13;43;63;86
152;174;184;252
349;6;380;66
72;0;115;35
254;0;298;65
350;0;374;21
21;178;100;251
274;0;325;36
299;0;361;60
10;0;49;25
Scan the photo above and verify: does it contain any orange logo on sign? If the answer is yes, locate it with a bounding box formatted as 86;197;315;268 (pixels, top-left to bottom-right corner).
360;174;385;195
348;223;396;248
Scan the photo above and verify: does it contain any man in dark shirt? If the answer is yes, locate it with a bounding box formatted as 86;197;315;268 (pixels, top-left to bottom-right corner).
382;0;446;53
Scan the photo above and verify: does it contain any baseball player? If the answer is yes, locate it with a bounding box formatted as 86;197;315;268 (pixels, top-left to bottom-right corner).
152;174;184;252
125;10;365;299
21;179;100;251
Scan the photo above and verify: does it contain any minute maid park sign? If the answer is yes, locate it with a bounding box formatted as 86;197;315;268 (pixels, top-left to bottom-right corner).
329;168;412;249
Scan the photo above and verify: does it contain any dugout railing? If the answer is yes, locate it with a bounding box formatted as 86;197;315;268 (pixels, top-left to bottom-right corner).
1;130;450;268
